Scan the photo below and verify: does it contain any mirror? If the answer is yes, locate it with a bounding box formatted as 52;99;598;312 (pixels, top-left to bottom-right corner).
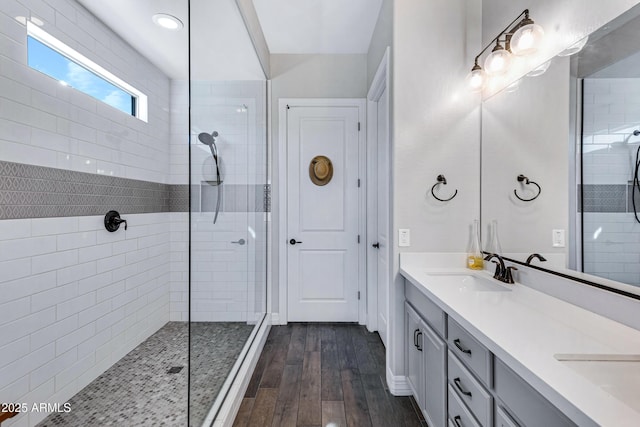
481;5;640;293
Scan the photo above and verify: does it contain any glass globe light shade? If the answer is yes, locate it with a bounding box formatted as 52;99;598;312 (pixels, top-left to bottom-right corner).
505;79;521;93
484;44;512;75
466;66;485;92
510;22;544;55
557;36;589;57
526;60;551;77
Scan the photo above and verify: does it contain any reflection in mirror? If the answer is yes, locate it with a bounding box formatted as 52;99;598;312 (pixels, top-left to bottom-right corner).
579;7;640;288
481;4;640;293
481;56;570;269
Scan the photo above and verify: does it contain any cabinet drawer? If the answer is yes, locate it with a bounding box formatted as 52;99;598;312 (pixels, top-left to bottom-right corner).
494;358;576;427
495;405;519;427
448;351;492;427
405;283;446;337
448;318;492;386
448;384;481;427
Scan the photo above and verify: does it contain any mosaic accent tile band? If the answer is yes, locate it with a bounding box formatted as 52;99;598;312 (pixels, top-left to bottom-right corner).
198;183;271;213
0;161;270;220
578;184;637;213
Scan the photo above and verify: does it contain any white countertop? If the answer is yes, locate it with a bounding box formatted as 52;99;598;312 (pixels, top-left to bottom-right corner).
400;253;640;427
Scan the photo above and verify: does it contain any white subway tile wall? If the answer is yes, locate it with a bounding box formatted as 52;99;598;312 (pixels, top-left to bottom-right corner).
0;0;170;184
0;2;269;425
0;213;170;426
582;78;640;285
168;80;268;322
0;1;173;425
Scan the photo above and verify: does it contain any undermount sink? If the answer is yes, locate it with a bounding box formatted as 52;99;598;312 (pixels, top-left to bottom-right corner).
425;272;512;292
555;354;640;412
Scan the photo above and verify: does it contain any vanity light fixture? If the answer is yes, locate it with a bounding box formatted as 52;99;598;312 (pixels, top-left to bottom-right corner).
467;9;544;91
152;13;184;31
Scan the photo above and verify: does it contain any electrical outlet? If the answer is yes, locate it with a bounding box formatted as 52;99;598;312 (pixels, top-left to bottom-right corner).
399;229;410;247
552;229;565;247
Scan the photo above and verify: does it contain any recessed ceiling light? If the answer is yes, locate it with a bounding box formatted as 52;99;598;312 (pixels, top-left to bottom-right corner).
152;13;183;31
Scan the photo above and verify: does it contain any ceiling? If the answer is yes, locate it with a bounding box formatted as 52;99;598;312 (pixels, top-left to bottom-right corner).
75;0;383;80
76;0;264;80
252;0;383;54
577;7;640;78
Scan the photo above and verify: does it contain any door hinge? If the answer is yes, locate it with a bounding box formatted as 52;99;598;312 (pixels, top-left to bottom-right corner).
357;235;361;244
358;291;361;300
357;178;361;188
358;122;361;131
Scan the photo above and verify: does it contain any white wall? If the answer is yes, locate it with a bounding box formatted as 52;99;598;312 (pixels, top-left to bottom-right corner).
388;0;482;385
0;1;172;425
367;0;393;88
269;53;368;314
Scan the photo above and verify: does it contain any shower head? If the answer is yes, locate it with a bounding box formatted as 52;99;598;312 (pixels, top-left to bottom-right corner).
622;130;640;144
198;131;219;146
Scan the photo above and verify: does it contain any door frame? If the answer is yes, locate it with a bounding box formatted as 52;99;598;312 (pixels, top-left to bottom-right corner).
278;98;367;324
366;48;392;335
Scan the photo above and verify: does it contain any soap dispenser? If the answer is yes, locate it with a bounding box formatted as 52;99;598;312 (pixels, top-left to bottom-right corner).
467;219;484;270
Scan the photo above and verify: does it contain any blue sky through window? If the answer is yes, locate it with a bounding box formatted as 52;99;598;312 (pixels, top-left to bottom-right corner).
27;36;134;115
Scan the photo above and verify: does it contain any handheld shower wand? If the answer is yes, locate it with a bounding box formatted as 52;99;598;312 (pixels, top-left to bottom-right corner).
198;131;222;224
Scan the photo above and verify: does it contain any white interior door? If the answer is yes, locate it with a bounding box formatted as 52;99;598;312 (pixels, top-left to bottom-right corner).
287;105;360;321
375;87;390;345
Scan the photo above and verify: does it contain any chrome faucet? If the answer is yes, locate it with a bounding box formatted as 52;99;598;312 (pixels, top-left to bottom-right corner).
525;253;547;265
483;253;518;284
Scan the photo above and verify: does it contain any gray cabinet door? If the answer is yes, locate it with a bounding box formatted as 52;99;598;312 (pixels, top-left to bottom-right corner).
406;303;424;408
422;318;447;427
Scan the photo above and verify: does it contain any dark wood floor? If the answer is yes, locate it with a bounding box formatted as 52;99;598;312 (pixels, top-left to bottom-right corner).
233;323;426;427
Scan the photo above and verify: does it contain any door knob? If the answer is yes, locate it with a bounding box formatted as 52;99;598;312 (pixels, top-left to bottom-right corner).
289;239;302;245
231;239;246;245
372;242;380;249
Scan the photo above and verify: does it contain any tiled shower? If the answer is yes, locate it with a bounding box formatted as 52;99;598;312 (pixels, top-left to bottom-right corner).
0;1;268;426
581;78;640;285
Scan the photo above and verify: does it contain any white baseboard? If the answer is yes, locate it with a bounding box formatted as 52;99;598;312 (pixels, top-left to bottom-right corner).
207;318;271;427
386;366;412;396
270;312;285;325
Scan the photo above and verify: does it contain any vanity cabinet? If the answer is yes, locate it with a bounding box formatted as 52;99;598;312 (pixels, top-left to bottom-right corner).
494;359;575;427
405;302;447;427
405;280;577;427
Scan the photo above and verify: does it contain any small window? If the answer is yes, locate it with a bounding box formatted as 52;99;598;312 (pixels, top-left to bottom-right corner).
26;22;148;122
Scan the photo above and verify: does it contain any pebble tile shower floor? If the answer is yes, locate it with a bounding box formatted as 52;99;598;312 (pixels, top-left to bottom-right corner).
36;322;254;427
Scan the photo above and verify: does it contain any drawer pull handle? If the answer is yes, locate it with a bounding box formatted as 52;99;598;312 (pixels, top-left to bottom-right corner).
416;331;423;351
413;329;419;347
454;377;472;397
453;415;463;427
453;338;472;356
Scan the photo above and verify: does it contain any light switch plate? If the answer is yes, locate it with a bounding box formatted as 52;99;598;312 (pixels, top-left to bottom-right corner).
399;229;410;247
552;229;565;247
